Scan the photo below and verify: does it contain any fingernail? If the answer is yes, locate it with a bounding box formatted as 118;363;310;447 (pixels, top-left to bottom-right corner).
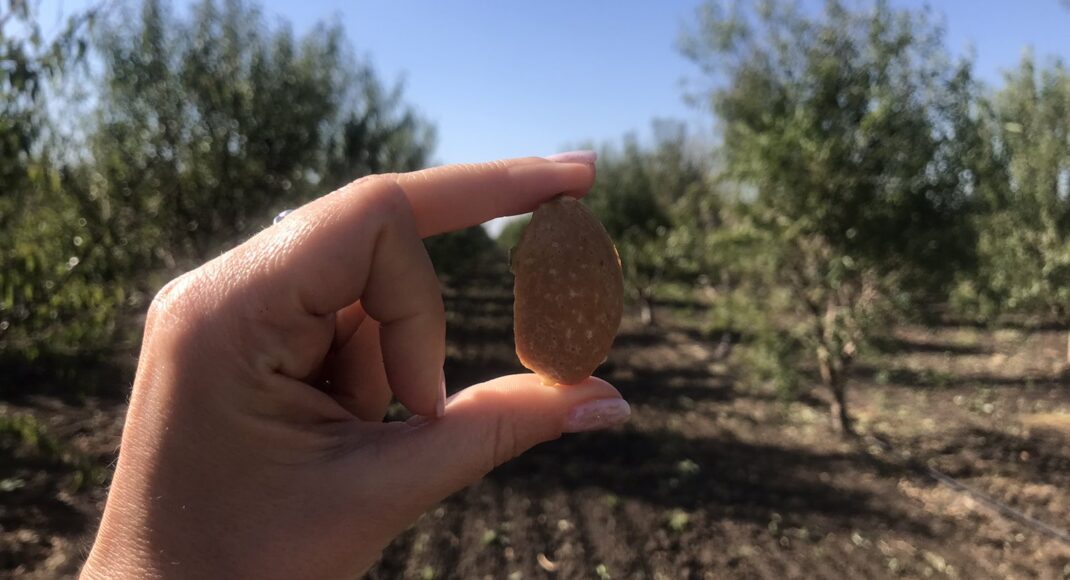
545;150;597;165
563;398;630;433
435;369;447;418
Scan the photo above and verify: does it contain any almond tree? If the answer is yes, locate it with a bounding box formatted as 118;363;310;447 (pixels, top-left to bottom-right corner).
0;1;106;355
90;0;435;272
972;53;1070;362
585;122;711;326
682;0;980;433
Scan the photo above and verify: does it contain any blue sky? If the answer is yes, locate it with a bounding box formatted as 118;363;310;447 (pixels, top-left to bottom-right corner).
42;0;1070;166
263;0;1070;165
299;0;713;165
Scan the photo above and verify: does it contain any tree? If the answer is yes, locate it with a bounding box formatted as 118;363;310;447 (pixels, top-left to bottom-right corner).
585;122;711;326
0;1;110;356
971;53;1070;362
2;0;436;358
89;0;435;276
424;225;501;284
682;0;980;433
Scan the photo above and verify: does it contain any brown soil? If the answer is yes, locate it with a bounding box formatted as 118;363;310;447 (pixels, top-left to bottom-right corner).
2;270;1069;579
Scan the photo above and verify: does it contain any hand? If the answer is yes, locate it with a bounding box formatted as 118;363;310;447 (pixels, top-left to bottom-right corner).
81;155;631;579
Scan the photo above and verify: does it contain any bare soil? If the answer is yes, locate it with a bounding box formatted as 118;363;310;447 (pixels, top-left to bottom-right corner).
2;269;1069;579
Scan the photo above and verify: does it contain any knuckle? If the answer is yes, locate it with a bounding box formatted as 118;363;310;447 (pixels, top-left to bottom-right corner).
147;273;192;322
349;173;411;226
374;177;408;211
484;414;524;474
145;269;215;335
350;172;399;190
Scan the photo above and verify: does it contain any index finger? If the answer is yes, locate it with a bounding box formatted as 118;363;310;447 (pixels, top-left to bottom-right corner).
215;155;596;393
398;154;597;238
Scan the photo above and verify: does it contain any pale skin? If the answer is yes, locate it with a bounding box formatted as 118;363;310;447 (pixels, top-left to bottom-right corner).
80;154;631;579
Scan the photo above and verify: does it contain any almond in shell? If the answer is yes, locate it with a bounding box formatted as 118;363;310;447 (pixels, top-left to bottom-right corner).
511;196;624;385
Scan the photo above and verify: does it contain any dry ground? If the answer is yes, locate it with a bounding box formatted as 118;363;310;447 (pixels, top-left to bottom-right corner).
2;270;1068;578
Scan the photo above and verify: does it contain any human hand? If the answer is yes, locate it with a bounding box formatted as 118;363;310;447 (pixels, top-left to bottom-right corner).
81;154;631;579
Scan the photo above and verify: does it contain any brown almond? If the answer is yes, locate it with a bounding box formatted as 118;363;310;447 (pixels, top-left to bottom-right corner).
512;196;623;385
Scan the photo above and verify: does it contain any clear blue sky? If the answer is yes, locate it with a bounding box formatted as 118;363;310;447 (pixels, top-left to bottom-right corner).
291;0;714;165
40;0;1070;166
264;0;1070;166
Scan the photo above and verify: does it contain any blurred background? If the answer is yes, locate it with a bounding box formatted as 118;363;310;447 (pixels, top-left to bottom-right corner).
3;0;1070;577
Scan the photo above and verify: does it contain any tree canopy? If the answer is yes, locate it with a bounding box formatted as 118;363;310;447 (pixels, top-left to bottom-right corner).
969;53;1070;319
681;0;983;432
1;0;435;356
583;122;714;325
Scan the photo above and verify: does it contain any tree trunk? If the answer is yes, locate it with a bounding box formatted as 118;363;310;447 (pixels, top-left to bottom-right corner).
829;381;855;436
1065;330;1070;366
639;291;657;327
818;349;856;437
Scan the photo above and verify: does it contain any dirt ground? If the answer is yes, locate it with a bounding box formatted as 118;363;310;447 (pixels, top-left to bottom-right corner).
2;269;1069;579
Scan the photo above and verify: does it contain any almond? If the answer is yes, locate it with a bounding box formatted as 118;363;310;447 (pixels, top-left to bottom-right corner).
512;196;623;385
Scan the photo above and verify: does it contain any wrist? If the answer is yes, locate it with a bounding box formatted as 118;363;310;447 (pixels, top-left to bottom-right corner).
82;520;156;580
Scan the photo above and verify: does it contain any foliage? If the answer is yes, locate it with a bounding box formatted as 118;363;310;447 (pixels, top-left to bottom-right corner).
2;0;436;360
967;53;1070;322
585;121;713;325
89;0;435;272
0;1;112;354
714;283;807;399
424;225;501;284
682;0;981;432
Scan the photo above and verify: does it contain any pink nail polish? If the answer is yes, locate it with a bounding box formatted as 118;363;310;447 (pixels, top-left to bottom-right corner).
545;150;597;165
563;398;630;433
436;369;447;418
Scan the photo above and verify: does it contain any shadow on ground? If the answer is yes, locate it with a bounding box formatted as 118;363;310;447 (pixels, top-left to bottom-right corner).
0;351;135;405
853;364;1070;390
491;428;925;533
870;335;991;356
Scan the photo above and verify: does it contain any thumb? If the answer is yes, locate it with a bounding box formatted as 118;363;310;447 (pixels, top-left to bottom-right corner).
375;374;628;517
